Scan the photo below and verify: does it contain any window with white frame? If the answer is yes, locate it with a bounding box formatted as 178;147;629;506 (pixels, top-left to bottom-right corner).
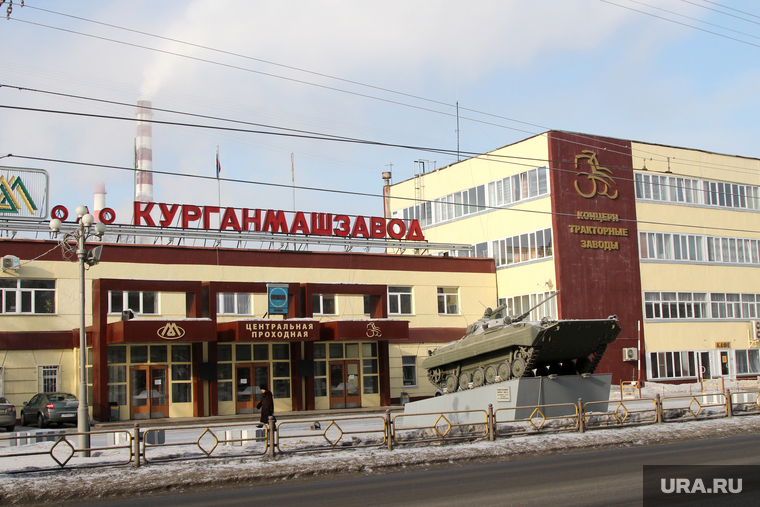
635;173;760;211
108;291;158;315
437;287;459;315
644;291;758;320
492;228;553;267
640;232;760;266
312;294;336;315
393;166;550;228
402;356;417;387
504;291;557;320
388;286;412;315
217;292;253;315
649;351;697;380
0;279;55;314
735;349;760;375
38;365;59;393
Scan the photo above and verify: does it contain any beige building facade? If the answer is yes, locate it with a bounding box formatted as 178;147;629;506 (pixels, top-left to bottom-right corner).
388;131;760;384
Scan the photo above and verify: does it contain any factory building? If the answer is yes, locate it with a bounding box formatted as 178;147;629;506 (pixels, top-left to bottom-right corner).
387;131;760;384
0;231;495;421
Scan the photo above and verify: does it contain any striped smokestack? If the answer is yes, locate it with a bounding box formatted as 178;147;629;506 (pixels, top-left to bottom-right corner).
135;100;154;203
93;181;106;222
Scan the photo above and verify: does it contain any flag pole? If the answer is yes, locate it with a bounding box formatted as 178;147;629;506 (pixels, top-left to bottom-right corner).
216;146;221;227
291;153;295;212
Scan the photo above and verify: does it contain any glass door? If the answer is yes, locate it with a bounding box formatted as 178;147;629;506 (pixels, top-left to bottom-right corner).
150;367;169;418
130;365;169;419
130;366;149;420
236;363;254;414
329;360;361;409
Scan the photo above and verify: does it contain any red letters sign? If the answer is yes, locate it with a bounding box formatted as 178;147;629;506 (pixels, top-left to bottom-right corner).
133;202;425;241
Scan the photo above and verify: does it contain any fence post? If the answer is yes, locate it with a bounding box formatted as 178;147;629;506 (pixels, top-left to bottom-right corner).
386;409;393;451
268;416;276;458
655;394;663;424
132;423;140;468
488;404;495;441
577;398;584;434
726;388;733;418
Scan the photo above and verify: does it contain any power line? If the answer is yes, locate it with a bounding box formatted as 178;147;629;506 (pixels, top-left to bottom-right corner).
3;154;758;236
680;0;760;26
3;99;759;193
9;17;539;138
20;4;551;134
599;0;760;49
10;9;759;179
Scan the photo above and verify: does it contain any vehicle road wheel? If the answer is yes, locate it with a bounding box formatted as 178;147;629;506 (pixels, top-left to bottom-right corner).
497;362;511;381
5;425;14;432
484;365;498;384
458;371;472;389
511;357;526;378
445;374;458;393
472;367;485;387
37;413;47;429
19;411;26;426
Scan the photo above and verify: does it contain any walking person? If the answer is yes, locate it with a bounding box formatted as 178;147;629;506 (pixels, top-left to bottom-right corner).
256;384;274;428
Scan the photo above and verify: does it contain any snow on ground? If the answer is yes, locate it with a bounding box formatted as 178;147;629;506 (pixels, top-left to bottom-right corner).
0;381;758;506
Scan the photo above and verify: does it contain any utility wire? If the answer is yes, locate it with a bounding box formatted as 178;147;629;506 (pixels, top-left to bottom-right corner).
9;17;538;138
680;0;760;26
3;154;759;236
9;9;759;178
20;4;550;133
599;0;760;48
627;0;760;40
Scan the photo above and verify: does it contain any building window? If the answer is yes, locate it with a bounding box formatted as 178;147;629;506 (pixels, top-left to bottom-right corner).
504;291;557;320
217;293;252;315
312;294;336;315
492;228;553;267
644;291;757;320
437;287;459;315
388;286;412;315
38;365;59;393
735;349;760;375
635;173;760;211
107;345;128;406
402;356;417;387
171;344;193;403
108;291;158;315
649;351;697;380
0;279;55;314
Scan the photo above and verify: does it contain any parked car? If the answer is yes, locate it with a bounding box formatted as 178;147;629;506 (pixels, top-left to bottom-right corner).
20;393;78;428
0;397;16;432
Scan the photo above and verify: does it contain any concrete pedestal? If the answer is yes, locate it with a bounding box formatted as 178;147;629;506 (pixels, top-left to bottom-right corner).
403;374;611;426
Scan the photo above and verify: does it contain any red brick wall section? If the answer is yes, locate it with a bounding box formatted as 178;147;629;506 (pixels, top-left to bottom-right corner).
548;131;644;384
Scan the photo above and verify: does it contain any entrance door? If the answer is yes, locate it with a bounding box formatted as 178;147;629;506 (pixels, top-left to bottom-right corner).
329;360;361;409
130;365;169;420
236;363;269;414
720;351;730;376
699;352;712;380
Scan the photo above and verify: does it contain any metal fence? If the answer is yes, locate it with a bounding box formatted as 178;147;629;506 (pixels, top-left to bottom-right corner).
1;387;757;473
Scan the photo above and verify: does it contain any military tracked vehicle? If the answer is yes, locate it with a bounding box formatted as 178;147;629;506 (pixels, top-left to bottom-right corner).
422;293;621;393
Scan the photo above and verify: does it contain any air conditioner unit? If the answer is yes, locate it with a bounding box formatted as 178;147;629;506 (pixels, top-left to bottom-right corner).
754;321;760;341
622;347;637;361
1;255;19;271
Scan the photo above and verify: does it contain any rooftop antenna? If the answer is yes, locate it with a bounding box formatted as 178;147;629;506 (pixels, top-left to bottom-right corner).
291;153;295;212
456;99;460;162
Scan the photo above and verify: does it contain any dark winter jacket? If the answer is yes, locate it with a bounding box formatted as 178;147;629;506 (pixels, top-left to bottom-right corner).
256;390;274;424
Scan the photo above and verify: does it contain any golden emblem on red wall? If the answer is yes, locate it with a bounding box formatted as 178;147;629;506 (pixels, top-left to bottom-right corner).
574;150;618;200
366;322;382;338
157;323;186;340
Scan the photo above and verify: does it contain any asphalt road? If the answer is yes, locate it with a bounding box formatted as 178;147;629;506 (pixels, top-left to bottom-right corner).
72;433;760;507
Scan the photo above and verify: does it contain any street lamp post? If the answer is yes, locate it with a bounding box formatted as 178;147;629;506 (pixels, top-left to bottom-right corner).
50;206;106;458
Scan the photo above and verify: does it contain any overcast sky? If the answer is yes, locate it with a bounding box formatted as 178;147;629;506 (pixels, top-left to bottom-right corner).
1;0;759;223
